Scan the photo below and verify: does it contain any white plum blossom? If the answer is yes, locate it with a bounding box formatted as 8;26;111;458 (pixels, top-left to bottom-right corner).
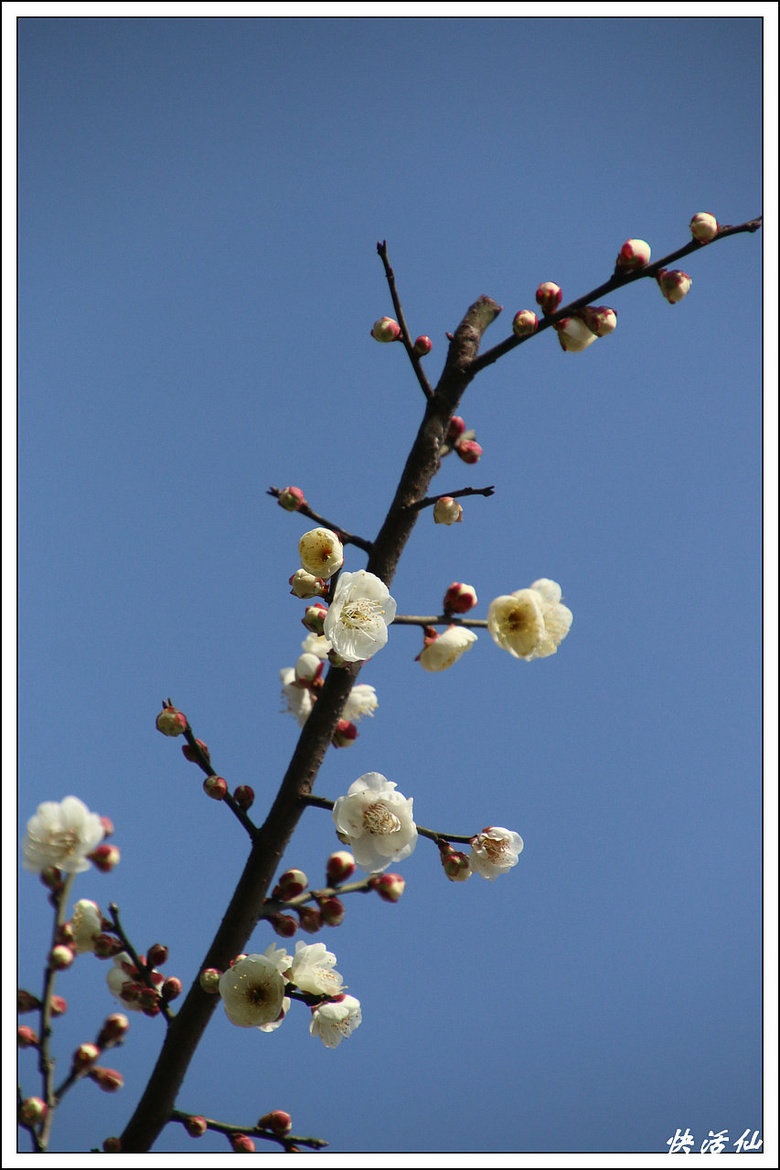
219;948;291;1029
343;684;378;721
301;631;332;658
294;652;323;683
106;951;164;1011
280;667;315;726
323;570;396;663
289;942;344;997
332;772;417;873
556;317;598;353
418;625;478;672
487;578;572;661
690;212;718;242
310;994;362;1048
71;899;102;953
23;796;105;875
298;528;345;579
469;827;524;880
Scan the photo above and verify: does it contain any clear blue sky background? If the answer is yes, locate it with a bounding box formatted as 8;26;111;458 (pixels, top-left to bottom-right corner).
16;13;764;1158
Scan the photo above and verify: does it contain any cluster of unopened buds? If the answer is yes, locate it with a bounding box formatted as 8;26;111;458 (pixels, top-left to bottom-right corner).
439;827;525;882
370;317;433;359
106;943;182;1016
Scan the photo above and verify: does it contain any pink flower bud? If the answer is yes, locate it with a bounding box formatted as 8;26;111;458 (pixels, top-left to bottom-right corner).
656;269;692;304
162;976;183;1002
319;896;345;926
231;1134;256;1153
185;1115;208;1138
454;438;482;464
272;913;298;939
370;873;406;902
203;774;228;800
512;309;538;337
103;1137;122;1152
690;212;718;242
17;1025;39;1048
535;282;563;315
89;1066;124;1092
19;1097;47;1125
277;485;307;511
433;496;463;525
98;1013;130;1045
182;738;210;763
371;316;402;342
50;944;75;970
156;705;187;736
89;843;120;873
616;238;651;270
146;943;168;967
579;305;617;337
326;850;357;885
443;582;478;614
18;989;40;1013
332;718;358;748
49;995;67;1016
278;868;308;898
93;932;122;959
413;334;433;356
72;1042;100;1069
442;850;472;882
302;601;328;634
447;415;466;442
289;569;326;598
199;967;222;993
258;1110;292;1136
297;905;323;933
99;816;115;838
233;785;255;810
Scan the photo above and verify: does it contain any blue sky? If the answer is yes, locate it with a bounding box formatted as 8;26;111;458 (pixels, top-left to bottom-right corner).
14;11;769;1160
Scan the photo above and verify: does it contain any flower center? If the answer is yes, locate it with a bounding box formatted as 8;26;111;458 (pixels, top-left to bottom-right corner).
363;802;401;837
341;600;383;629
34;828;81;862
481;836;510;863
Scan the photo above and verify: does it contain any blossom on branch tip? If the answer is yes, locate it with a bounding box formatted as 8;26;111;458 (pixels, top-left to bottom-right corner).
413;334;433;355
433;496;463;525
323;570;396;662
656;269;692;304
616;238;651;270
277;485;307;511
536;282;563;315
156;705;187;736
555;317;598;352
289;569;326;598
690;212;719;242
513;309;538;337
371;316;402;342
298;528;344;579
310;994;362;1048
417;624;478;672
469;827;524;879
23;796;106;875
487;578;572;661
219;949;290;1028
443;581;478;614
332;772;417;873
289;941;344;996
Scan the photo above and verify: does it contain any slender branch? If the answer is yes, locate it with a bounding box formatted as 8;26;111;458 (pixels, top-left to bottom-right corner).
106;903;175;1025
392;614;488;628
169;1110;328;1151
36;873;75;1151
413;484;495;509
376;239;435;401
471;215;762;375
180;721;259;841
266;487;373;554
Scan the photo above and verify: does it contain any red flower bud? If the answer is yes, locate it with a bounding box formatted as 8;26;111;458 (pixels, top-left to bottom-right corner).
277;485;307;511
156;704;187;736
318;896;345;926
184;1115;208;1138
203;775;228;800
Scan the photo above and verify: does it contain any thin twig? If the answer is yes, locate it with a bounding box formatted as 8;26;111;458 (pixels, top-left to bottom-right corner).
267;488;374;554
471;215;763;374
413;484;495;510
376;240;435;401
392;614;488;628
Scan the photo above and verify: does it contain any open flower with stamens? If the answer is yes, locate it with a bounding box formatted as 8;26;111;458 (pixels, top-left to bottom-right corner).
487;578;572;661
469;827;524;879
310;994;362;1048
219;948;291;1029
289;942;344;997
323;571;396;662
23;797;106;875
332;772;417;873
